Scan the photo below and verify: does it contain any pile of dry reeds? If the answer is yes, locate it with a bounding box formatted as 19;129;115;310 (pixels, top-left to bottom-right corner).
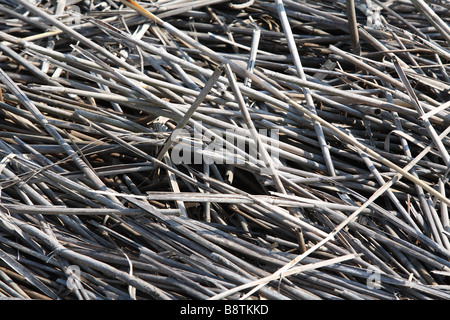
0;0;449;300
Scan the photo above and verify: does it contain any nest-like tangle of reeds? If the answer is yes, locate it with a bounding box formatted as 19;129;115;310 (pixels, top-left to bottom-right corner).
0;0;449;300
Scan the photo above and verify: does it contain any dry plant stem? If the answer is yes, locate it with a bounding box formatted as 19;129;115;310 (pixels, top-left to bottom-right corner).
223;124;450;298
12;2;183;113
384;91;432;232
155;66;224;162
223;63;286;194
346;0;361;55
74;115;211;193
410;0;450;45
366;124;450;256
210;253;359;300
14;0;143;75
261;75;450;205
0;269;29;299
384;87;445;250
215;178;394;299
420;101;450;122
11;215;171;299
45;25;262;168
0;205;143;216
392;57;450;165
0;69;122;206
244;28;261;88
125;197;295;299
164;155;188;218
2;152;124;209
207;32;273;55
373;0;426;38
276;0;336;177
328;45;424;104
261;68;419;118
0;42;59;87
11;18;450;207
0;247;59;300
350;135;420;231
439;179;449;230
